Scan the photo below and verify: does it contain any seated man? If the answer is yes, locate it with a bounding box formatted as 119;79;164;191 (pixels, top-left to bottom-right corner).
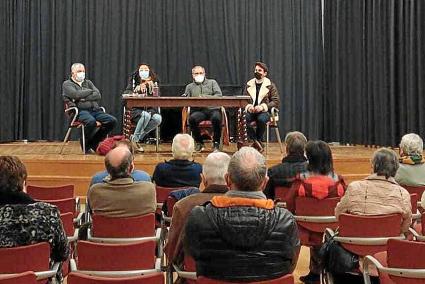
184;147;300;282
165;152;230;269
264;131;308;200
335;148;412;233
88;146;156;217
152;134;202;188
90;140;151;186
185;65;222;152
62;63;117;153
244;62;280;152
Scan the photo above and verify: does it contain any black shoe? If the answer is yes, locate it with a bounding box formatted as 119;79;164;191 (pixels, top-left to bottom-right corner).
300;272;320;283
195;142;205;152
213;142;220;152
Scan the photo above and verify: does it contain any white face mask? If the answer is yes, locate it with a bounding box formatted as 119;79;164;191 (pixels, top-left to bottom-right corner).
194;74;205;83
75;72;85;82
139;70;150;80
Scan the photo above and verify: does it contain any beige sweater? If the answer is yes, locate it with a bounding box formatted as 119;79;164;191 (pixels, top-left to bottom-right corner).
335;174;412;233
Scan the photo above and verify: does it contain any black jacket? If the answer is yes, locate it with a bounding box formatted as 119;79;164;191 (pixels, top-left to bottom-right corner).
62;79;102;110
184;197;300;282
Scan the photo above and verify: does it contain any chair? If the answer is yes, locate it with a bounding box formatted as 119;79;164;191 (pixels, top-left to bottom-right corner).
411;193;421;222
363;239;425;284
294;197;340;246
248;107;283;154
26;184;74;200
61;103;105;154
0;271;37;284
60;212;78;243
402;184;425;199
168;255;197;284
273;186;295;212
123;105;161;152
67;272;164;284
0;242;60;282
43;198;83;225
196;274;295;284
182;106;229;149
70;241;161;278
411;213;425;241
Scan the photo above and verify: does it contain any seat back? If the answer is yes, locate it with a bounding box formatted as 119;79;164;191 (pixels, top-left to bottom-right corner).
422;213;425;235
42;198;76;215
196;274;294;284
386;239;425;284
338;213;402;256
295;197;340;233
402;185;425;199
411;193;419;214
156;186;183;204
67;272;164;284
26;184;74;200
166;195;178;217
76;240;156;271
91;214;155;238
0;243;50;273
60;212;75;237
0;271;37;284
274;186;296;212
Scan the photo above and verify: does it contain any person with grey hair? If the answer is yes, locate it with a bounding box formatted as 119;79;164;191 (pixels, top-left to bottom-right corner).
62;63;117;153
164;152;230;271
184;147;300;282
395;133;425;186
184;65;223;152
264;131;308;200
88;147;156;217
152;134;202;188
335;148;412;233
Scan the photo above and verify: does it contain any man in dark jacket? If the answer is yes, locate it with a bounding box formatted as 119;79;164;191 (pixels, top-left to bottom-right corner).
62;63;117;153
184;147;300;282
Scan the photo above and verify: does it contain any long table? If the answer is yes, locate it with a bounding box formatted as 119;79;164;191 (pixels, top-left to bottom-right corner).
122;96;251;150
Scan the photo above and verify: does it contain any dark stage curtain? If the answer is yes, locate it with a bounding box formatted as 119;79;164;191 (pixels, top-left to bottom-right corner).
0;0;324;142
324;0;425;146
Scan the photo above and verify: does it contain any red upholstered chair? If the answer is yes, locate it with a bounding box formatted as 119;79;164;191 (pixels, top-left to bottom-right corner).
0;243;60;283
43;197;83;224
26;184;74;200
273;186;296;212
182;106;230;148
402;185;425;200
70;241;161;278
67;272;164;284
169;255;197;284
363;239;425;284
0;272;37;284
196;274;294;284
411;213;425;242
294;197;340;246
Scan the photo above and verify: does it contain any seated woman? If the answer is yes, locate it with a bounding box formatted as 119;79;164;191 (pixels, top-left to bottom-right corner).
0;156;69;269
123;63;162;153
291;140;346;284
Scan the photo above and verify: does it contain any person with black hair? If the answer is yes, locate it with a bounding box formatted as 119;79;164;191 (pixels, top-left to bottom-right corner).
123;63;162;153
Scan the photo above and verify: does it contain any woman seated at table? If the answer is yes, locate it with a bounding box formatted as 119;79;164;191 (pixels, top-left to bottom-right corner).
123;63;162;153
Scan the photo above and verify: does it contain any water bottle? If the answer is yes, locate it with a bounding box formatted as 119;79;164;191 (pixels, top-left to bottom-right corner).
152;82;159;97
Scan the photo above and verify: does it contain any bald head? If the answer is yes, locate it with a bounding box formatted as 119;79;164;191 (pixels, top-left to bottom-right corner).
105;147;133;180
227;147;267;192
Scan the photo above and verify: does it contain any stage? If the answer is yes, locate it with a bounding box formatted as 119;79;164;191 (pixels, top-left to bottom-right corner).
0;141;377;200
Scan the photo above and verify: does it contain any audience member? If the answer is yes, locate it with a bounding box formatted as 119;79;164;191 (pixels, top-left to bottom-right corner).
62;63;117;153
123;63;162;153
152;134;202;188
335;148;412;233
244;62;280;152
293;140;346;284
0;156;69;263
184;147;300;282
185;65;223;152
90;140;150;185
264;131;308;203
165;152;230;269
88;147;156;217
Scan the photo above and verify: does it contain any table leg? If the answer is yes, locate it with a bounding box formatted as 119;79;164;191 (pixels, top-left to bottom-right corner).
236;108;248;150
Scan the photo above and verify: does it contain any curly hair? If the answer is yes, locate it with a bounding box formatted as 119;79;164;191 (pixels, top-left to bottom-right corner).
0;156;27;193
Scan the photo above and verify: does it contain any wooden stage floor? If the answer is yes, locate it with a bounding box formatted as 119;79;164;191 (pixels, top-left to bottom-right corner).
0;140;377;199
0;141;378;284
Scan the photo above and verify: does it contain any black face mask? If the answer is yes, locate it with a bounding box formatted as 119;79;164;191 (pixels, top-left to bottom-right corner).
254;72;262;80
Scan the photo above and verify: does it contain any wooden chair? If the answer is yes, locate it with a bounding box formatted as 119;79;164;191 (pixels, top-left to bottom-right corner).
363;239;425;284
67;272;164;284
26;184;74;200
0;272;37;284
70;241;161;278
196;274;294;284
182;106;230;148
0;243;60;283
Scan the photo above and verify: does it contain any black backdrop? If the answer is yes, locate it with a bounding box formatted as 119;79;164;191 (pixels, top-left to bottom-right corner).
1;0;424;146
